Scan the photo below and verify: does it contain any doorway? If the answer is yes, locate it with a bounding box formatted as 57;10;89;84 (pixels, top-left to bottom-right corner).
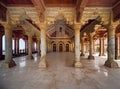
59;44;63;52
53;44;56;52
66;44;69;52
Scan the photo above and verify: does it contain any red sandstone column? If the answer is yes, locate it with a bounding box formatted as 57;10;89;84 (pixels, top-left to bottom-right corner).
14;37;19;56
99;37;105;56
16;37;19;56
115;35;120;59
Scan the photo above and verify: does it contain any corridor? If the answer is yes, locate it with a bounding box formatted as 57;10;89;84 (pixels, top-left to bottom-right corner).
0;52;120;89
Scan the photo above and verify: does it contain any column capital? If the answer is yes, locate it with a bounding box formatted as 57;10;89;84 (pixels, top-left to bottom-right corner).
116;33;120;37
89;32;94;38
27;33;33;38
74;24;81;31
109;21;119;30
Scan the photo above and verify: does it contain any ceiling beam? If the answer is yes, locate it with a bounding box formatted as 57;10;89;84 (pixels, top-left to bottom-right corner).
31;0;45;13
112;0;120;8
76;0;88;22
31;0;46;22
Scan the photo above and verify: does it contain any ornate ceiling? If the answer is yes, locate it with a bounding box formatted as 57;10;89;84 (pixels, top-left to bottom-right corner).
0;0;33;6
0;0;119;7
0;0;120;38
44;0;76;7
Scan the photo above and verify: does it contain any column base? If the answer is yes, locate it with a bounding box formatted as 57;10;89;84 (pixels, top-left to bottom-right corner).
39;60;48;68
99;54;105;56
74;61;82;68
88;55;94;60
80;52;85;56
104;60;120;68
27;55;34;60
39;56;48;68
1;60;16;68
37;53;40;56
115;56;120;60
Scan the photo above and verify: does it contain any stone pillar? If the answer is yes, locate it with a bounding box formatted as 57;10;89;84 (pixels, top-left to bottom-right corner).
14;37;19;56
0;33;2;60
115;35;120;59
119;36;120;57
27;35;34;59
99;37;105;56
80;38;85;56
1;25;16;68
85;42;89;53
25;38;28;54
88;33;94;59
37;38;40;56
104;25;119;68
74;28;82;68
32;41;34;52
92;40;95;54
39;27;47;68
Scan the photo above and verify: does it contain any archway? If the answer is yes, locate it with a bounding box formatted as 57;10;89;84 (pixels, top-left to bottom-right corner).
53;44;56;52
19;38;25;54
59;44;63;52
66;44;69;52
2;35;5;55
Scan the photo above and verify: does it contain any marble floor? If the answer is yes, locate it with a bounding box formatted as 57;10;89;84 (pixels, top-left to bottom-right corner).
0;52;120;89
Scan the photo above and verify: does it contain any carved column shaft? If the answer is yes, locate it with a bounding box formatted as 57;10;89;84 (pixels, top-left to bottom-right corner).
92;40;95;53
115;35;120;59
119;36;120;57
99;37;105;56
85;42;89;53
15;37;19;56
117;36;120;58
27;35;33;59
74;28;82;67
88;34;94;59
39;27;47;68
25;39;28;54
37;38;40;55
80;38;85;56
0;33;2;57
2;25;16;68
5;29;12;62
104;25;119;68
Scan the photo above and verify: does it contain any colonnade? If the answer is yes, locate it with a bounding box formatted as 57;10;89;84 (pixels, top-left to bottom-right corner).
0;22;120;68
0;24;40;68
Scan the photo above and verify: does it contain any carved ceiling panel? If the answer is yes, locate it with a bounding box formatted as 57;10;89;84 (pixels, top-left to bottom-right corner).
45;7;75;26
81;7;111;26
8;7;40;25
